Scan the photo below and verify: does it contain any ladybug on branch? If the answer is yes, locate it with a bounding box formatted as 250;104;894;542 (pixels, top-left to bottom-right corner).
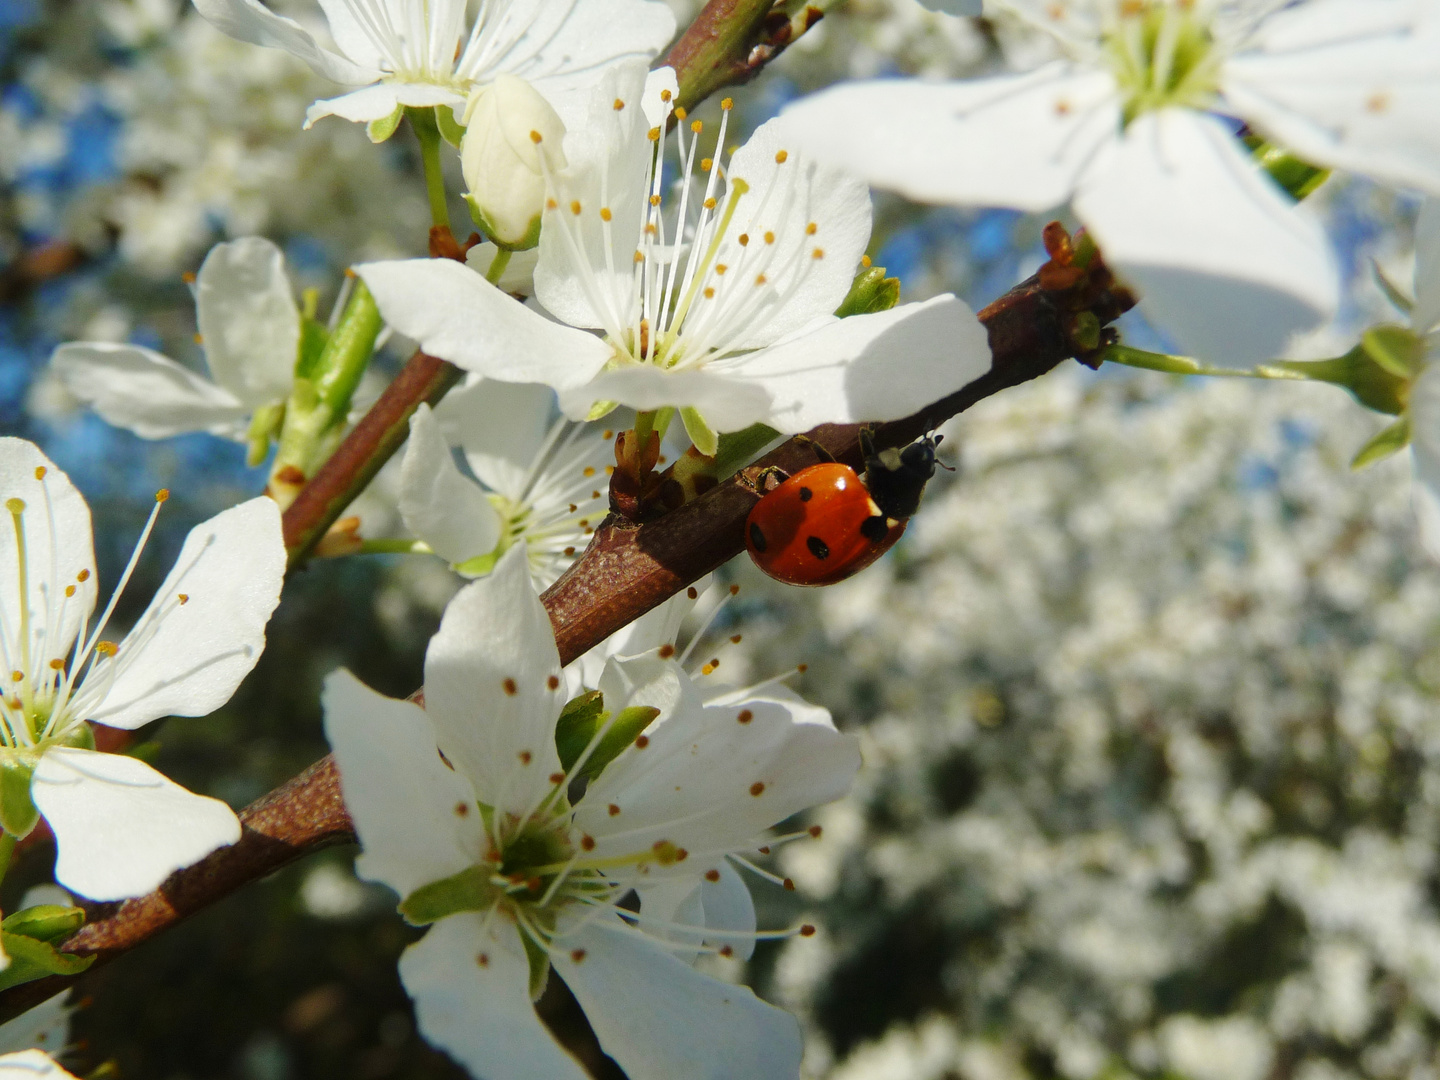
744;430;946;587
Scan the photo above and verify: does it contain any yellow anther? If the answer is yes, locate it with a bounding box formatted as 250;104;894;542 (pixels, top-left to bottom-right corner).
546;198;558;210
64;585;75;598
5;498;23;514
529;130;543;143
704;287;715;298
701;157;713;172
95;641;118;656
764;231;775;244
660;89;672;102
805;222;817;235
691;119;702;133
570;200;582;215
583;466;597;478
600;207;613;222
649;194;661;207
10;671;21;682
155;488;170;503
648;126;661;141
721;97;733;110
178;593;190;605
715;263;728;275
738;234;749;246
775;150;788;164
48;658;63;670
33;466;45;480
703;197;717;210
613;98;625;110
861;254;872;267
812;248;824;259
181;271;196;284
634;250;645;263
77;569;90;582
193;333;204;345
755;274;767;285
644;223;658;235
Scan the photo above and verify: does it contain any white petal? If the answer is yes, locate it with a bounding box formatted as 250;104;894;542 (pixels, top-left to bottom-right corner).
1073;108;1339;365
634;878;708;962
780;65;1120;212
1410;363;1440;561
572;584;703;688
34;746;240;902
313;0;394;69
306;82;465;127
86;497;284;730
463;0;675;111
322;669;484;898
558;365;771;430
432;376;555;497
576;675;861;862
1415;197;1440;335
400;913;589;1080
719;294;991;434
51;343;251;440
190;0;378;84
0;439;97;673
552;911;803;1080
422;544;565;815
718;117;873;350
641;67;680;129
699;862;757;961
1222;0;1440;196
195;237;299;408
0;1050;79;1080
400;405;503;566
357;258;612;391
0;993;72;1056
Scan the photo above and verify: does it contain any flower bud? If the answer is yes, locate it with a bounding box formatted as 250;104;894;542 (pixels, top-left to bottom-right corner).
460;75;566;251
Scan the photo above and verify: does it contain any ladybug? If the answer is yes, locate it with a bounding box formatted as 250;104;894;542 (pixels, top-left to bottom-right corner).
744;431;944;586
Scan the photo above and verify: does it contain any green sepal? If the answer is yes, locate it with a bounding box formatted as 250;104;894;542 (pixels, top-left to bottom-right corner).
1270;343;1409;416
585;399;619;422
464;195;542;253
1373;259;1414;317
0;930;94;992
398;866;496;926
1362;325;1425;379
521;926;550;1002
583;706;660;780
555;691;606;773
453;550;501;578
712;423;781;479
1351;415;1412;470
1245;137;1330;200
245;401;286;468
294;315;331;380
835;265;900;318
367;106;405;143
681;407;718;457
435;104;466;147
3;904;86;945
0;758;39;839
59;722;95;752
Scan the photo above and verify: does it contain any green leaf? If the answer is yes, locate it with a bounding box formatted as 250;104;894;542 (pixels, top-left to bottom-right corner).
434;103;466;147
1362;325;1424;379
554;691;606;773
398;866;495;926
835;265;900;317
0;758;39;838
1351;415;1411;470
0;930;94;991
2;904;86;944
681;407;718;457
366;106;405;143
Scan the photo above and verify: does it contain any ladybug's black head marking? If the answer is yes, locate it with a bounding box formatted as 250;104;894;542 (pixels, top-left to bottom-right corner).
861;431;942;521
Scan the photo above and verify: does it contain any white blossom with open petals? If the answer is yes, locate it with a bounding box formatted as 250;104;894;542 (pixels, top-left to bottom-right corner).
51;237;299;446
783;0;1440;364
399;376;613;587
190;0;676;129
0;438;284;901
322;544;860;1080
358;62;992;454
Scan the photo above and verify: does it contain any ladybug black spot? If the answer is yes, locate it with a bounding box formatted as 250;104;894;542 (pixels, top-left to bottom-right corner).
798;487;813;502
749;522;768;553
806;535;830;560
860;515;889;542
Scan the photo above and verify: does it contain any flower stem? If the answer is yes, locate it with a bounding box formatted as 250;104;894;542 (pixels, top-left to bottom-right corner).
409;107;451;233
632;410;656;447
355;538;433;556
1101;343;1310;382
485;249;512;285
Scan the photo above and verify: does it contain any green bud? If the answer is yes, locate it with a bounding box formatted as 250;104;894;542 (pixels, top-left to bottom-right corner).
398;866;496;926
2;904;86;944
0;757;39;839
835;265;901;318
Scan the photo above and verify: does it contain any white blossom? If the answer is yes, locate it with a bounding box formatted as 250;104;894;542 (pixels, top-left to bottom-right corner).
399;377;612;587
0;438;284;901
51;237;300;445
783;0;1440;363
358;63;993;454
322;544;860;1080
190;0;676;129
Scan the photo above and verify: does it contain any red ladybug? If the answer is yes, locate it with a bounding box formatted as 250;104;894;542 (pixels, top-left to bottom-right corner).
745;432;943;586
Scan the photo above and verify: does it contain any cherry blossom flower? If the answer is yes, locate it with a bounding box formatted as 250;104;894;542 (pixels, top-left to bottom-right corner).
0;438;284;901
322;544;860;1080
190;0;676;129
783;0;1440;364
358;63;992;454
398;377;612;586
52;237;300;456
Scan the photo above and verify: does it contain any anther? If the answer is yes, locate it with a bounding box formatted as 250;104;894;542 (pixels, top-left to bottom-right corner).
547;198;558;210
775;150;788;164
550;772;565;784
608;803;621;816
800;924;816;936
529;130;543;143
705;869;721;882
155;488;170;503
95;641;118;656
806;222;817;235
518;750;532;764
77;570;90;582
569;503;578;512
750;781;765;796
503;678;518;695
738;234;749;246
704;287;715;298
613;98;625;110
730;634;742;643
729;585;739;595
861;255;872;267
702;660;719;675
721;98;733;110
570;200;582;215
564;546;576;556
33;466;45;480
797;663;808;672
691;119;703;133
477;953;490;966
581;834;596;851
547;675;560;690
687;587;699;599
193;334;204;345
812;248;824;259
759;846;771;854
660;89;672;102
583;466;597;477
635;735;650;748
764;231;775;244
701;158;713;172
658;644;676;659
634;250;645;263
719;945;734;958
570;948;587;963
675;106;686;120
5;498;23;514
48;658;64;670
715;264;728;275
600;207;613;222
182;271;196;284
455;802;469;816
703;197;717;210
737;710;753;724
648;127;661;141
9;672;21;683
783;878;795;891
809;824;823;837
649;194;661;207
755;274;767;286
64;585;75;597
177;593;189;604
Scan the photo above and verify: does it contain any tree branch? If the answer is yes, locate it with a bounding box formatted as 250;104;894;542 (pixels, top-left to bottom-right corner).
0;252;1132;1023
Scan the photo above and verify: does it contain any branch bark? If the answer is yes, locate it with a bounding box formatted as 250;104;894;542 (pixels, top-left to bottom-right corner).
0;254;1131;1023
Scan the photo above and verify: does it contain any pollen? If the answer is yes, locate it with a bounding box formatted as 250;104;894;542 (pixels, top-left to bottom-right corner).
518;750;532;764
737;710;753;724
806;222;817;235
861;255;872;268
704;287;715;298
721;97;733;110
738;234;750;246
64;585;75;597
702;660;719;675
96;641;118;656
701;157;713;172
660;89;672;102
600;207;612;222
775;150;788;164
635;734;650;748
33;466;45;480
755;274;767;286
703;197;717;210
750;781;766;796
634;250;645;263
691;119;703;133
547;675;560;690
650;194;662;207
529;130;543;143
812;248;824;259
570;200;582;215
77;569;90;582
658;644;676;659
605;466;615;475
155;488;170;503
570;948;587;963
503;677;518;695
47;658;63;671
193;334;204;345
569;503;578;512
644;222;658;235
613;98;625;110
547;198;558;210
715;263;728;275
583;466;597;477
675;106;686;120
764;231;775;244
581;834;596;851
10;671;21;683
608;803;621;816
177;593;189;604
648;126;661;141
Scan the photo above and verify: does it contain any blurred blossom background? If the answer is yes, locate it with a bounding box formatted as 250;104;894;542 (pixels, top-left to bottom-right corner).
1;1;1434;1078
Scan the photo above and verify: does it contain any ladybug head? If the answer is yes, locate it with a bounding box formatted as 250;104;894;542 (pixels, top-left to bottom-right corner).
861;431;943;521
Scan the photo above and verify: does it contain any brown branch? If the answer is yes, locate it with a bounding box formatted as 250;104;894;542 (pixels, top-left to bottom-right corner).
0;253;1132;1024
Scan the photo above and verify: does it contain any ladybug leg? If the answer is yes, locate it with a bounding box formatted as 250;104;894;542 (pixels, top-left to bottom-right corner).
792;434;836;464
755;465;790;495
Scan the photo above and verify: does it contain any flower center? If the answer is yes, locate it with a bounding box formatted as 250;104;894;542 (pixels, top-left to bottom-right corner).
1105;0;1222;123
